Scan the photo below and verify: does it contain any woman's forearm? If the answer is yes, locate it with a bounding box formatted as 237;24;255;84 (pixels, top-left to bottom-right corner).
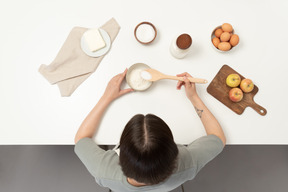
74;96;111;144
74;69;133;144
190;95;226;145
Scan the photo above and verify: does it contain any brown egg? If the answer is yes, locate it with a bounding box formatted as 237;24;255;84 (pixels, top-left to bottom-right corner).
220;32;231;42
212;37;220;48
230;34;239;46
222;23;233;32
214;28;223;38
218;42;231;51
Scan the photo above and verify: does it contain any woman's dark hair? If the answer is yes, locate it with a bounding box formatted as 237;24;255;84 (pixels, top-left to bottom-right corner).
119;114;179;185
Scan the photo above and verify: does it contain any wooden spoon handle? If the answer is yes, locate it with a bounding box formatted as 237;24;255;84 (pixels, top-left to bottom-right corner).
187;77;208;84
165;76;208;84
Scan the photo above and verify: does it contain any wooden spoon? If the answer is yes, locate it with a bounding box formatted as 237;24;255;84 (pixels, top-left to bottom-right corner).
143;68;208;84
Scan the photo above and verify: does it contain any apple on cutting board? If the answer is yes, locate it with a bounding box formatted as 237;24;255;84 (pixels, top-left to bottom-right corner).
226;74;241;87
229;88;243;102
240;79;254;93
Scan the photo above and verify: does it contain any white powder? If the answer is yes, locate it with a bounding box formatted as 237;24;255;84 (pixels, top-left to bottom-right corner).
129;68;152;90
136;24;155;43
141;71;152;80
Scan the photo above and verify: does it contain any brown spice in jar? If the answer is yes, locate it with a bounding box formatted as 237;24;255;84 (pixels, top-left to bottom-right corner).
176;34;192;49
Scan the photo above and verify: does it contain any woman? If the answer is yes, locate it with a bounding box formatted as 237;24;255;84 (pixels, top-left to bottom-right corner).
74;69;226;192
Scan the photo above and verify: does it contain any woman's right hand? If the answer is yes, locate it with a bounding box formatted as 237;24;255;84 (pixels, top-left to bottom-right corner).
176;72;198;100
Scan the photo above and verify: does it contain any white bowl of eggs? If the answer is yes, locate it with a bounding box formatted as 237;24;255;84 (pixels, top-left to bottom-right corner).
211;23;240;52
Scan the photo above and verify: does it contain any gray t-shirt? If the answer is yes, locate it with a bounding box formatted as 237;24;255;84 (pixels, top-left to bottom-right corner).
74;134;224;192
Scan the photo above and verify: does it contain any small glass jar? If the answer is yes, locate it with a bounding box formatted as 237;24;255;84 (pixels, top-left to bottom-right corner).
170;34;192;59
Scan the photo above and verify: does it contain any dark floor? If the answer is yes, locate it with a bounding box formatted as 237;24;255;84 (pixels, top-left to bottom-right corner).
0;145;287;192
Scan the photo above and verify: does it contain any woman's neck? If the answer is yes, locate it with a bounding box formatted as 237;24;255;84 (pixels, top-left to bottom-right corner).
127;177;147;187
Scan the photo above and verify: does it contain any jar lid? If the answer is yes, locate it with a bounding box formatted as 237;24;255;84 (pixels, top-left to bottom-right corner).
176;34;192;49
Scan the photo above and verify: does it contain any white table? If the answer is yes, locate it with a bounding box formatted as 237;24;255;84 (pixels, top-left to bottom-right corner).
1;0;288;144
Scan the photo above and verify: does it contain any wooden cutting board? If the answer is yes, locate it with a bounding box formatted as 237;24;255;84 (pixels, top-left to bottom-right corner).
207;65;267;116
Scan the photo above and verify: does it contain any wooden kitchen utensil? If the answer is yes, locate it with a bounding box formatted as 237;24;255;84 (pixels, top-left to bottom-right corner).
207;65;267;116
144;68;208;84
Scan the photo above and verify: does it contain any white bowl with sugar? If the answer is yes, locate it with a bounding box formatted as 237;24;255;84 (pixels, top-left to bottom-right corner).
134;22;157;44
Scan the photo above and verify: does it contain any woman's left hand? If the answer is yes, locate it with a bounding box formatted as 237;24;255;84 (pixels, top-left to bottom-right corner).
102;68;134;103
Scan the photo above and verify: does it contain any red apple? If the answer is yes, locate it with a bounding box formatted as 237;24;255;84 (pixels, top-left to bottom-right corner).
240;79;254;93
229;88;243;102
